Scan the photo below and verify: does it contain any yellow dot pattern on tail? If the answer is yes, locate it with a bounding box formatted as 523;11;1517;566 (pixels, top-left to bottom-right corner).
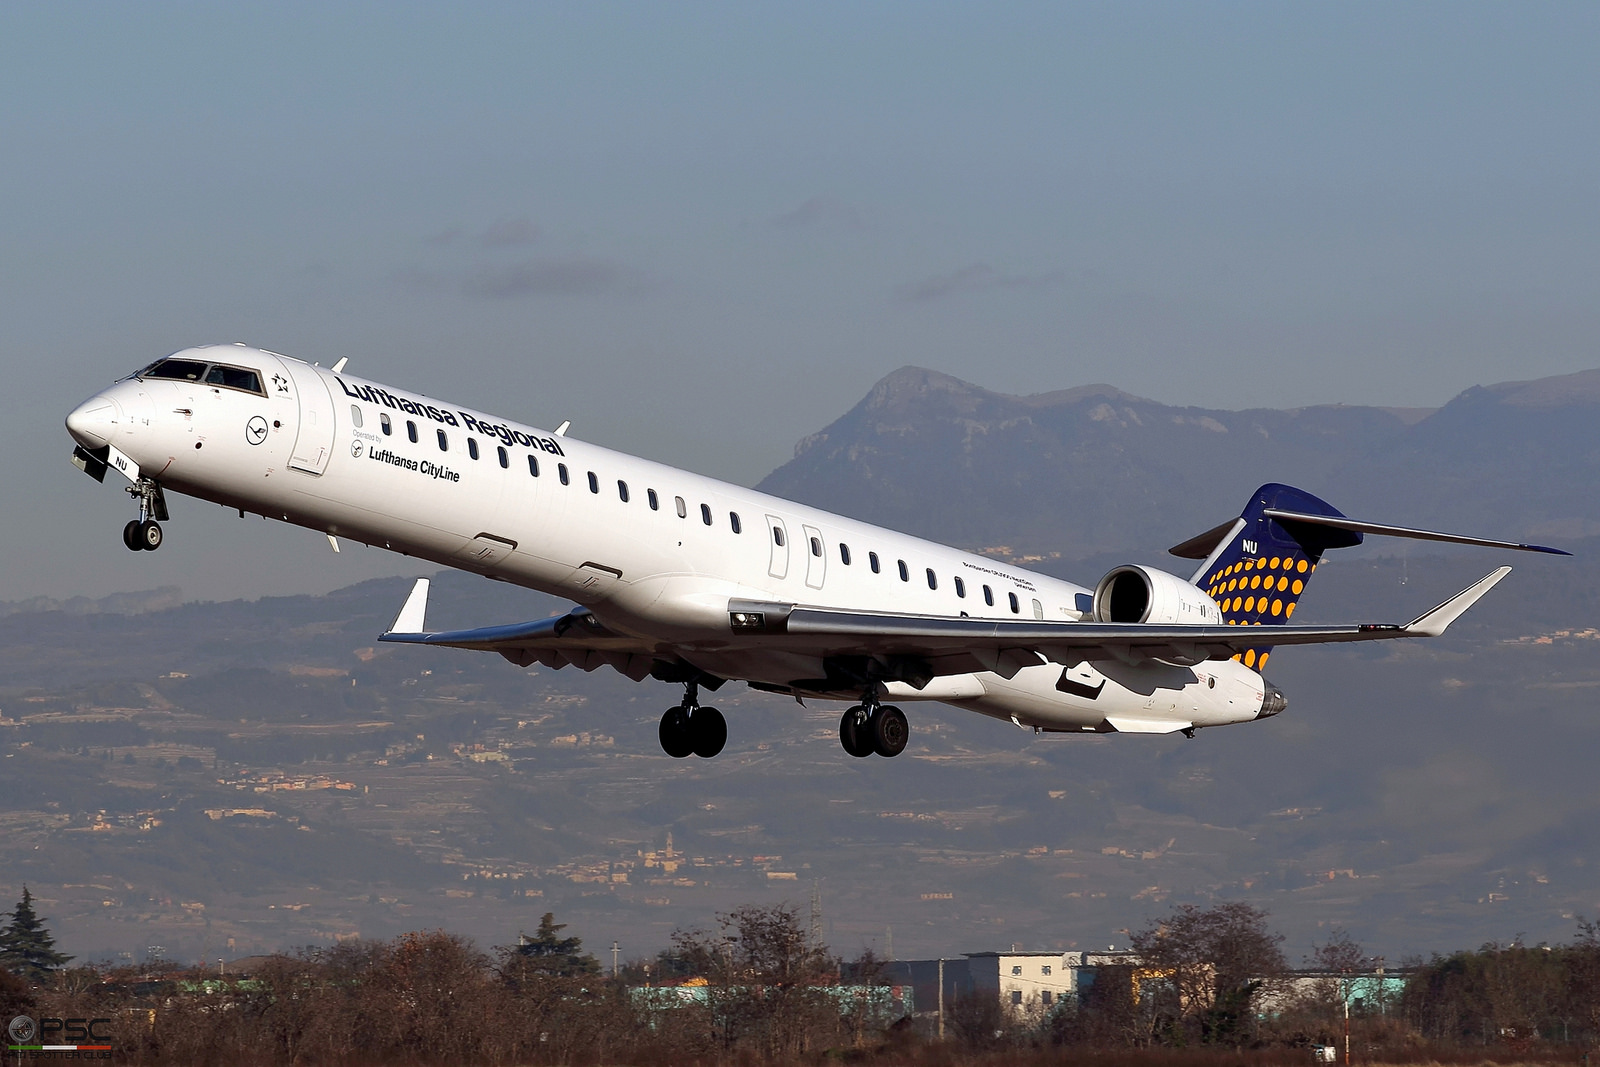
1195;483;1363;674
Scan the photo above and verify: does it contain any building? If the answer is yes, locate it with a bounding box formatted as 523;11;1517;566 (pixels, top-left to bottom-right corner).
885;950;1141;1019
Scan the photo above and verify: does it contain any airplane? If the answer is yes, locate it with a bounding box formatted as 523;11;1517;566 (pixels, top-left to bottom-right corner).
64;345;1567;759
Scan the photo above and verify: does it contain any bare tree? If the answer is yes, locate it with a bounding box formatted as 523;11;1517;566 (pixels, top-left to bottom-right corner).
671;902;842;1058
1130;901;1287;1045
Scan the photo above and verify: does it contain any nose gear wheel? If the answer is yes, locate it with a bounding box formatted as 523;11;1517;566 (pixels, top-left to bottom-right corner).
120;478;168;551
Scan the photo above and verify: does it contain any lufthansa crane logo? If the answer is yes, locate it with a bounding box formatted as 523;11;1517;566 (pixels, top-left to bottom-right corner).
245;416;269;445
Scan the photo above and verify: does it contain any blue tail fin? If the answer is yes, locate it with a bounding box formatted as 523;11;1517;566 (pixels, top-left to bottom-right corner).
1177;483;1362;671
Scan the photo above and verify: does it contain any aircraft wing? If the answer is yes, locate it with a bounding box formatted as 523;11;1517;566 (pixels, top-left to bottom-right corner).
726;567;1512;677
378;579;661;679
380;567;1508;685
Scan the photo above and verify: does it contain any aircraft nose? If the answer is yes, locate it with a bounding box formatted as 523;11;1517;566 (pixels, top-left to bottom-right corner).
66;394;120;449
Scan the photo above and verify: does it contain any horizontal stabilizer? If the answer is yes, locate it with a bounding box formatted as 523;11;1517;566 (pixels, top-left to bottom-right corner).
1169;519;1245;560
1262;509;1570;556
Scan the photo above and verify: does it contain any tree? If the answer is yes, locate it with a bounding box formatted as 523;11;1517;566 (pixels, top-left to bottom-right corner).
1130;901;1286;1045
0;887;72;981
500;912;599;981
1569;917;1600;1047
672;902;841;1057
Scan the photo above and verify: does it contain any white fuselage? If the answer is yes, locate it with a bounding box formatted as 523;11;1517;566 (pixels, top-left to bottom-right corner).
67;345;1271;735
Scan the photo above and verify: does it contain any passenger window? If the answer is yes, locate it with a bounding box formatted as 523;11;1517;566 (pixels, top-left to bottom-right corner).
810;537;822;557
467;438;479;460
618;480;629;503
772;526;785;547
380;413;392;436
587;471;599;494
675;496;687;518
869;552;880;573
527;455;539;477
1033;598;1044;620
955;576;966;598
701;503;712;525
897;560;909;582
730;512;741;534
840;544;851;565
647;489;659;511
407;421;417;443
437;429;448;451
558;463;569;485
1008;592;1020;614
983;584;994;607
926;568;937;590
497;446;508;468
349;405;363;428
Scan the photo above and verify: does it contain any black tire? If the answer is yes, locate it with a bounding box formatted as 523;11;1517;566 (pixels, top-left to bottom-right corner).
123;520;143;551
839;706;873;758
870;705;908;757
138;520;163;551
689;707;726;758
659;706;693;758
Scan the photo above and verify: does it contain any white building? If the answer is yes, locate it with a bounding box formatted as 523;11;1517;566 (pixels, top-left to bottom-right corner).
886;949;1144;1020
965;951;1081;1014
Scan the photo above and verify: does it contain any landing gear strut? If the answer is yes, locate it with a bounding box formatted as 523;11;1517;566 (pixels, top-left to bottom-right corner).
122;478;167;551
658;680;726;759
839;691;908;758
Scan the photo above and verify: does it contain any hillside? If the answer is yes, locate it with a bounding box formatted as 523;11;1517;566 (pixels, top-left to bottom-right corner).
1;368;1596;970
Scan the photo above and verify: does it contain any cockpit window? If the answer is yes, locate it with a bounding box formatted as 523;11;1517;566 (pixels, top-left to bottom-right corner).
204;364;265;395
142;358;209;382
140;358;265;396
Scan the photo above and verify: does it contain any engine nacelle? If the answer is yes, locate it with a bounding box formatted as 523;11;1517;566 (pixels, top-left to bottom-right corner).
1093;565;1224;626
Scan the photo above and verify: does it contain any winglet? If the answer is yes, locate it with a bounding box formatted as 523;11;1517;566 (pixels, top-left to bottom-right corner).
389;578;431;635
1403;567;1512;637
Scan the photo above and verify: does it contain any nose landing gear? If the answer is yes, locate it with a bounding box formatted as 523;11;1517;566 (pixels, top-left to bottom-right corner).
658;680;727;758
122;519;162;551
121;479;169;552
839;693;908;758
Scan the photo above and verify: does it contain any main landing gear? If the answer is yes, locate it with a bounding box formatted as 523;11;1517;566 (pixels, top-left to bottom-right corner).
838;696;908;758
121;478;168;551
658;680;726;759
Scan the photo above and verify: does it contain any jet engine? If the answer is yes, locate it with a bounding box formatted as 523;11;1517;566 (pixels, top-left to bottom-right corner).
1093;565;1223;625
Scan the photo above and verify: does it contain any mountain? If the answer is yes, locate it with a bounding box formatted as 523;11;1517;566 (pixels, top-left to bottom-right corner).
757;366;1600;561
1;367;1597;972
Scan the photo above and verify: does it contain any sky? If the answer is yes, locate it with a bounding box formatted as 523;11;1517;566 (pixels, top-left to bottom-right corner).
4;2;1599;603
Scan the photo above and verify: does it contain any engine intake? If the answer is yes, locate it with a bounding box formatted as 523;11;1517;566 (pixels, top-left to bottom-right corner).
1093;565;1223;626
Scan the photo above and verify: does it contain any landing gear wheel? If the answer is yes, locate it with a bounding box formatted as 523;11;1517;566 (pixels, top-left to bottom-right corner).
689;707;726;758
839;706;874;758
137;520;163;551
123;520;143;551
869;705;908;757
658;706;693;758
